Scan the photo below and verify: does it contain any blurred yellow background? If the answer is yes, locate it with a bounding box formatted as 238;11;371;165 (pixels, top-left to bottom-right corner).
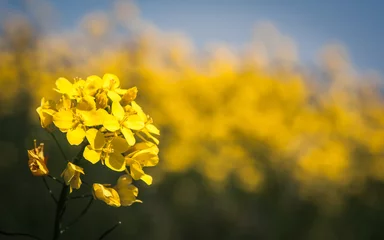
1;1;384;239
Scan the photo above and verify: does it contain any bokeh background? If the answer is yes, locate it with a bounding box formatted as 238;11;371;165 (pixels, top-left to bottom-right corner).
1;0;384;239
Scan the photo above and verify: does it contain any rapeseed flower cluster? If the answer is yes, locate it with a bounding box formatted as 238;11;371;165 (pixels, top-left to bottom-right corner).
29;73;160;207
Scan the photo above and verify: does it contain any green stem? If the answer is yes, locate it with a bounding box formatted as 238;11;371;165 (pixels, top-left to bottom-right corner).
0;230;42;240
99;221;122;240
52;142;87;240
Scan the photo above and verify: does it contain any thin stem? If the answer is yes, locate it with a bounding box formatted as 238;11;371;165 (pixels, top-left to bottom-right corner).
49;132;68;162
52;142;87;240
0;230;42;240
61;197;93;234
47;174;64;184
42;177;58;204
99;221;122;240
69;193;93;200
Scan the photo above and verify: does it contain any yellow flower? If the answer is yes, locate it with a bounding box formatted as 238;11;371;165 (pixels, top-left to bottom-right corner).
36;98;57;128
131;101;160;144
53;108;106;145
114;174;142;206
83;128;129;172
93;174;142;207
92;183;121;207
27;140;49;176
103;101;145;146
61;162;85;193
102;73;128;102
125;142;159;185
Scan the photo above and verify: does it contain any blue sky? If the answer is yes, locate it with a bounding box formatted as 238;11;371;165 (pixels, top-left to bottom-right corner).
2;0;384;73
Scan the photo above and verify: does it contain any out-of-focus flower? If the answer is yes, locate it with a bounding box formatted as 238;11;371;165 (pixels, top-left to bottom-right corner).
92;183;121;207
61;162;85;193
27;140;49;176
36;97;57;128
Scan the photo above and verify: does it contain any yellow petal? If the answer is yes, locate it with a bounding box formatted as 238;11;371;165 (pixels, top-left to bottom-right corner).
121;127;135;146
111;137;129;153
103;114;120;132
36;108;54;128
140;174;153;185
80;109;106;126
142;130;160;145
54;77;73;94
124;115;145;130
53;110;74;131
129;161;144;180
112;101;125;121
86;128;105;150
85;75;103;96
76;96;96;111
66;126;86;145
146;123;160;135
93;184;121;207
131;101;147;121
105;152;126;172
117;185;142;206
103;73;120;89
107;90;122;102
83;145;101;164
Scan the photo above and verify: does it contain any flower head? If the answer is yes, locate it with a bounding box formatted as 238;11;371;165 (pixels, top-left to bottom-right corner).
92;183;121;207
27;140;49;176
36;98;57;129
93;174;142;207
61;162;85;193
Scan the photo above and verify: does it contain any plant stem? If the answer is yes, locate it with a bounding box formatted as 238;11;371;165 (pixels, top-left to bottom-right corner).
52;142;87;240
99;221;122;240
42;176;58;204
0;230;42;240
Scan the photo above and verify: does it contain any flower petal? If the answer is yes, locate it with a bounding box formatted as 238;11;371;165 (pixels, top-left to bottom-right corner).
121;127;135;146
111;137;129;153
66;126;86;145
107;91;121;102
105;152;126;172
124;115;145;130
53;110;74;131
103;114;120;132
93;184;121;207
140;174;153;185
112;101;125;121
54;77;73;95
80;109;106;127
146;123;160;135
86;128;105;150
83;145;101;164
129;161;144;180
103;73;120;89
